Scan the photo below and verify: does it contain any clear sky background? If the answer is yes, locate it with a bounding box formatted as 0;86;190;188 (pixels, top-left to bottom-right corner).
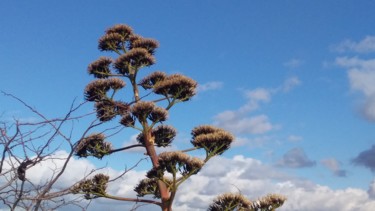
1;1;375;210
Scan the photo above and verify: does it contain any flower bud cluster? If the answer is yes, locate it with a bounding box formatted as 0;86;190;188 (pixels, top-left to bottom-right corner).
75;133;112;159
71;173;109;199
208;193;252;211
136;125;176;147
157;151;204;176
250;194;287;210
191;125;234;156
84;78;126;102
153;74;197;101
87;57;113;78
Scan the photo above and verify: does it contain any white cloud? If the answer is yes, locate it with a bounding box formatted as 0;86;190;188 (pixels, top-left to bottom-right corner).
173;155;375;211
213;77;300;135
336;56;375;121
368;179;375;199
214;112;274;134
332;36;375;53
3;152;375;211
279;76;301;93
283;58;304;69
197;81;223;92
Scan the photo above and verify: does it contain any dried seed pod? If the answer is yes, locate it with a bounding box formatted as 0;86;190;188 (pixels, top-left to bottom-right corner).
75;133;112;159
114;48;155;75
98;33;124;52
95;100;117;122
153;74;197;101
84;79;111;101
191;125;234;156
139;71;167;89
251;194;286;210
107;78;126;90
131;37;159;54
208;193;252;211
158;151;204;176
120;113;135;127
152;125;176;147
149;106;168;123
105;24;133;40
131;101;155;121
134;178;160;198
71;173;110;199
87;57;113;78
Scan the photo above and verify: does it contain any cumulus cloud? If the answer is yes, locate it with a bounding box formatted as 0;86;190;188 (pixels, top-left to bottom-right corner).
213;77;300;135
276;148;316;168
368;179;375;199
197;81;223;92
332;36;375;53
321;158;347;177
174;155;375;211
3;151;375;211
352;145;375;172
336;56;375;121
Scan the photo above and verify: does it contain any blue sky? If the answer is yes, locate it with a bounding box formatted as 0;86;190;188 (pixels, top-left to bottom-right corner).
1;1;375;210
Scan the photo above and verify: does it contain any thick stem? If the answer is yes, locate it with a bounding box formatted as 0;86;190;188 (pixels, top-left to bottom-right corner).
143;130;170;210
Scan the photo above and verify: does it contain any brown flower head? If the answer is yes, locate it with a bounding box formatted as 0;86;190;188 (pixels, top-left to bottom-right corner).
149;106;168;123
152;125;176;147
114;48;155;75
115;101;130;116
84;79;111;101
131;101;155;121
191;125;221;139
120;113;135;127
98;33;124;52
191;125;234;156
153;74;197;101
146;167;164;179
208;193;252;211
251;194;286;210
105;24;133;41
134;178;160;198
139;71;167;90
95;100;117;122
75;133;112;159
71;173;109;199
158;151;204;176
131;37;159;54
107;77;126;90
87;57;113;78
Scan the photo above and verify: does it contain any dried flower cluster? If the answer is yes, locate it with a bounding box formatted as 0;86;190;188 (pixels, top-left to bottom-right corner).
133;178;160;198
208;193;287;211
251;194;287;210
98;24;133;51
191;125;234;156
208;193;252;211
139;71;168;89
71;174;109;199
153;74;197;101
75;133;112;159
87;57;113;78
157;151;204;176
128;101;168;124
84;78;126;102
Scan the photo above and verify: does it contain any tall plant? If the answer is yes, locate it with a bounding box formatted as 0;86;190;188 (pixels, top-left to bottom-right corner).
72;24;286;211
